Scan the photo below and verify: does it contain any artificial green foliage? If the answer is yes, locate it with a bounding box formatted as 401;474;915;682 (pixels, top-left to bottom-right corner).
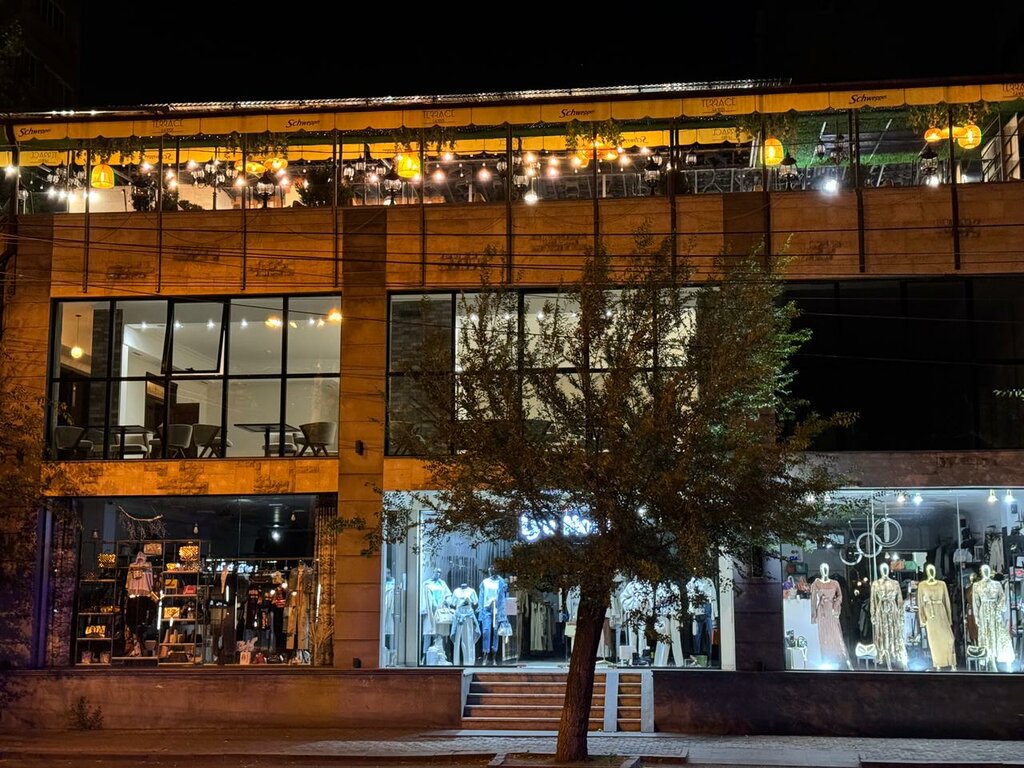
380;236;851;761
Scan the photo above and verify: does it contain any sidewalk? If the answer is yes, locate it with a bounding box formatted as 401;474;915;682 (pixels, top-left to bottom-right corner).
1;728;1022;767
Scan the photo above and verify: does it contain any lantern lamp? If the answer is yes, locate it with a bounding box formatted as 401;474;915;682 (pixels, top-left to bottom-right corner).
90;163;115;189
924;127;946;143
958;122;982;150
396;153;421;180
762;137;784;167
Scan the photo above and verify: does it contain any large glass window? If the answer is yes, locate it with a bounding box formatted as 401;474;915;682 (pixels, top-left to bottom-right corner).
382;491;727;669
782;487;1021;674
72;494;328;666
49;295;342;459
788;276;1024;450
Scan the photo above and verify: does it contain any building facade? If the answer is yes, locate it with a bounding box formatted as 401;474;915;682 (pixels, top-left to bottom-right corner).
1;77;1023;704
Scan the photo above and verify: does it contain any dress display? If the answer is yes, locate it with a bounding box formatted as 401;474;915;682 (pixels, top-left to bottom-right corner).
809;578;849;666
869;576;907;669
449;584;480;665
918;579;956;668
126;553;154;597
477;575;508;658
420;575;452;638
654;582;684;667
972;578;1015;668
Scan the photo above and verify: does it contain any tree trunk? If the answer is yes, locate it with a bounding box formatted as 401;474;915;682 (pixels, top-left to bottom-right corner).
555;586;607;763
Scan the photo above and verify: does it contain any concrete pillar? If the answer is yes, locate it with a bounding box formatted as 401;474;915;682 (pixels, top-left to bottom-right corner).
335;208;388;668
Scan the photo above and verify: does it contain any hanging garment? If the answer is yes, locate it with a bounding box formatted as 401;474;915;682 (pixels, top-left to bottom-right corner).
810;579;849;666
918;579;956;668
870;577;908;669
965;584;979;645
126;555;154;597
420;577;453;636
477;576;508;655
989;535;1005;574
973;578;1015;668
384;577;396;637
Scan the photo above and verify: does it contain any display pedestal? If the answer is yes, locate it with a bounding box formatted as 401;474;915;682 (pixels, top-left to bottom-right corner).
783;598;822;668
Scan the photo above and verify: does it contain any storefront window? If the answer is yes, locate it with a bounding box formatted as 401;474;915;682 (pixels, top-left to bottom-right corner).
782;487;1022;673
49;294;342;459
382;492;727;669
73;494;328;666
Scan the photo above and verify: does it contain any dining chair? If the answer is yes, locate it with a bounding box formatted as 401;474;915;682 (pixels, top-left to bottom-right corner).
297;421;337;456
115;432;151;459
53;426;93;459
164;424;193;458
192;423;232;458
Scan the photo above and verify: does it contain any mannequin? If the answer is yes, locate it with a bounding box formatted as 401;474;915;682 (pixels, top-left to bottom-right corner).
810;563;851;669
478;566;508;665
449;581;479;666
619;578;653;658
870;562;907;670
126;552;154;597
685;577;718;659
918;563;956;670
972;564;1015;671
564;585;581;653
654;582;685;667
420;567;452;662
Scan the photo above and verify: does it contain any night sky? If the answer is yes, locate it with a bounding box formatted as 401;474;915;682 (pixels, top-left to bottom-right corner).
79;4;1024;108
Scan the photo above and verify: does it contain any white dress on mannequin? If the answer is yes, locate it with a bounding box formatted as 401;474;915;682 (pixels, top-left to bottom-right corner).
654;582;685;667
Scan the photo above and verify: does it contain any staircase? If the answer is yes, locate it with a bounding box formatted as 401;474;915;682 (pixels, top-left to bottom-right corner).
461;671;646;732
462;672;604;731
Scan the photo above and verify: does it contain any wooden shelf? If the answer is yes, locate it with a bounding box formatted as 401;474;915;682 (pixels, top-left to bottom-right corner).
76;637;111;641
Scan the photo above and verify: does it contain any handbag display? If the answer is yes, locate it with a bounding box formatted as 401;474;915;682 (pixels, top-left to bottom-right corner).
966;645;987;659
84;624;106;637
163;607;180;620
433;606;455;625
497;620;513;637
97;553;116;569
183;584;197;595
143;542;162;556
178;545;199;564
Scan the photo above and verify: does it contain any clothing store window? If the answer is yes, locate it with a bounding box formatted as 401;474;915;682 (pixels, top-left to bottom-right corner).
781;487;1021;673
381;492;729;669
72;494;331;667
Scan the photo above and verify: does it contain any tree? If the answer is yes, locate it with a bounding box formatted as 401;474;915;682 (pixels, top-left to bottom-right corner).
383;236;849;762
0;345;79;677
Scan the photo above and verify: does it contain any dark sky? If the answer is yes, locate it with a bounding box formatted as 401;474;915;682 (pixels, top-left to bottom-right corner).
80;4;1024;107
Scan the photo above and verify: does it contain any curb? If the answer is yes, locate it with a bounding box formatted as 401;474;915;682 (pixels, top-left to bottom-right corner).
0;752;498;765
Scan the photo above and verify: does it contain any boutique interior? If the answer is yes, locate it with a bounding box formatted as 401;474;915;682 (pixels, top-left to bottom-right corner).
74;494;322;666
382;492;725;669
783;487;1023;673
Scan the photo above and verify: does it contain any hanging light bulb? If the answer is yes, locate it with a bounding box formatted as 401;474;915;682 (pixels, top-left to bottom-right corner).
193;523;199;535
913;493;923;506
896;492;906;504
70;313;84;359
523;189;539;205
988;489;997;504
1004;489;1015;504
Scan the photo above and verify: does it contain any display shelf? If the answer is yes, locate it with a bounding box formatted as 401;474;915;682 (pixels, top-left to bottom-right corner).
77;612;118;617
77;637;112;641
80;579;116;583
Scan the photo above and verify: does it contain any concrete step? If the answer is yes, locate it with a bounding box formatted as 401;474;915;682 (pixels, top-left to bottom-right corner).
618;683;641;694
465;705;604;719
469;672;581;682
470;682;605;695
468;696;602;708
461;716;604;731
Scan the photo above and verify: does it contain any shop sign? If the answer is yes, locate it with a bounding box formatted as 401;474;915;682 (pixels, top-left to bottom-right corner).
519;512;596;542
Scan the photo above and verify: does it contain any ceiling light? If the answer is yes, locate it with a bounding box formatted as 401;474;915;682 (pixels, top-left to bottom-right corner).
206;319;215;329
193;523;199;535
477;165;491;182
913;493;922;506
988;489;997;504
307;317;315;326
328;309;342;323
240;318;248;329
70;313;84;359
265;316;283;329
290;511;297;522
4;164;17;176
271;530;281;541
432;168;446;184
823;178;839;194
523;189;539;204
1005;490;1015;504
896;492;906;504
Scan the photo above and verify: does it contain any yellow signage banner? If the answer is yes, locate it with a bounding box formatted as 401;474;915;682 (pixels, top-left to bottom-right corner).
267;113;335;133
539;102;612;123
610;99;681;120
830;89;903;109
981;83;1024;102
336;110;403;131
19;149;70;166
471;104;542;125
14;123;67;142
132;117;202;137
66;120;136;139
198;115;269;135
904;87;946;106
682;95;757;117
403;107;472;128
760;92;830;113
945;85;983;103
